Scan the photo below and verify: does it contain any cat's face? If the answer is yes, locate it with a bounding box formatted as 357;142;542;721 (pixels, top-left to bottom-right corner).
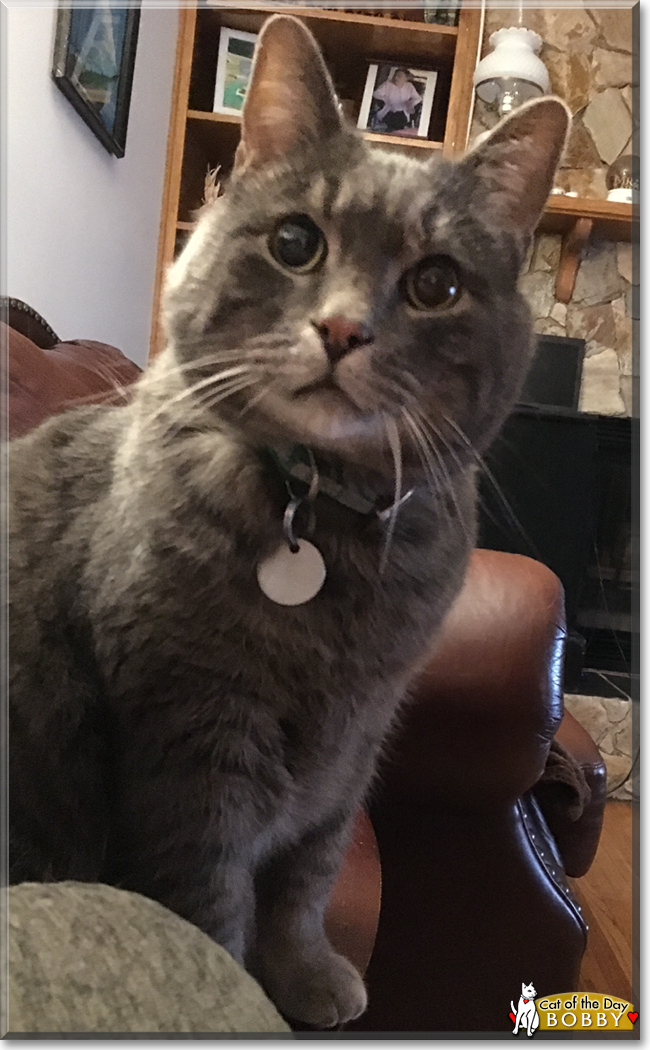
164;17;569;484
522;983;537;999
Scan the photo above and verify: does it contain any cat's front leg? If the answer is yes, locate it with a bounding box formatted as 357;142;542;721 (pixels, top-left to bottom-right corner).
112;772;258;966
251;810;367;1028
118;834;257;966
177;856;256;966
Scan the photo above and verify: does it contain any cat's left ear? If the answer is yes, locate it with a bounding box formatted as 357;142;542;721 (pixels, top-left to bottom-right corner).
461;97;571;238
235;15;343;171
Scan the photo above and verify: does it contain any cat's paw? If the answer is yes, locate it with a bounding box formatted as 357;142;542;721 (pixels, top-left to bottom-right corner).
259;947;367;1028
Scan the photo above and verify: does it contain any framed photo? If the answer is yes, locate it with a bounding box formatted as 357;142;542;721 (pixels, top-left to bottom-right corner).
214;28;257;117
357;63;439;139
52;2;141;159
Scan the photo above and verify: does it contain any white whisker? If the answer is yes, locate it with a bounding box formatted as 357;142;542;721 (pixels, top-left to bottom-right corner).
199;375;260;413
380;416;403;576
407;407;472;545
443;414;535;552
402;408;446;507
237;381;275;418
140;365;253;429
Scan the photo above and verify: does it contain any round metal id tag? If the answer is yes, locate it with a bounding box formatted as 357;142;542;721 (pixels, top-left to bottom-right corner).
257;540;326;606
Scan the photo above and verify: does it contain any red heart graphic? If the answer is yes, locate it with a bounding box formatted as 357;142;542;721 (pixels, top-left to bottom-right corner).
628;1012;638;1024
509;1012;516;1024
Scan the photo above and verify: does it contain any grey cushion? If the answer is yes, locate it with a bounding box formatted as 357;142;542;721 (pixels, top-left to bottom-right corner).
7;882;292;1035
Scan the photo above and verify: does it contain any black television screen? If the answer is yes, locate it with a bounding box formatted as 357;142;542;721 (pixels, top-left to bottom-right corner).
519;335;586;412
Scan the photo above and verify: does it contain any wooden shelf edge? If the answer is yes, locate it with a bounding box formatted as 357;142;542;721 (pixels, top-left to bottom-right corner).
541;197;636;302
188;109;241;124
545;196;634;223
539;196;635;242
207;4;459;37
187;110;445;151
364;131;443;149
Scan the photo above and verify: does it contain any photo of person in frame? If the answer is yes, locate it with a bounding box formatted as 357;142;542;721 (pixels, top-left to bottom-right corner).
368;65;424;135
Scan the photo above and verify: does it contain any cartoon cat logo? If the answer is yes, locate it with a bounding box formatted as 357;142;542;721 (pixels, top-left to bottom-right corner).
510;982;540;1036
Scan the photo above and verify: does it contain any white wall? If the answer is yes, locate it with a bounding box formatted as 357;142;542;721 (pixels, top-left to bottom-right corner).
6;5;178;366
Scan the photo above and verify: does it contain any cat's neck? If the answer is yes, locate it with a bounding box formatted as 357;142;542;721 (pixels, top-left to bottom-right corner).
122;349;474;561
263;442;411;518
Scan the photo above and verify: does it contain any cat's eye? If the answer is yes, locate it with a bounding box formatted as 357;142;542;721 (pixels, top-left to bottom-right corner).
403;256;461;312
270;214;326;273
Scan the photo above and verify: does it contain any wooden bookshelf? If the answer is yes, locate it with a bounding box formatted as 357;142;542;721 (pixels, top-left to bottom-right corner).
203;4;460;62
363;131;444;150
186;108;445;153
150;3;481;355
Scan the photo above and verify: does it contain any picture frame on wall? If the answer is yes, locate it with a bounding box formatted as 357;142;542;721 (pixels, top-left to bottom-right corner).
357;62;439;139
52;1;141;158
213;27;257;117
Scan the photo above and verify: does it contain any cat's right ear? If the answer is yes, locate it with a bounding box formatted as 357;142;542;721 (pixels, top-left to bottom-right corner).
461;96;571;239
235;16;343;172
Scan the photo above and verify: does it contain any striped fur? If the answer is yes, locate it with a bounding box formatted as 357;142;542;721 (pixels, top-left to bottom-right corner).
8;16;569;1028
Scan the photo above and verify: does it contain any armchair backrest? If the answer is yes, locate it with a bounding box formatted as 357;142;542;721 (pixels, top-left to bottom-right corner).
4;309;141;441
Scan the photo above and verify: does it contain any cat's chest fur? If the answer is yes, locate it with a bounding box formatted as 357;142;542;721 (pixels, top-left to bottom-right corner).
89;411;472;680
80;414;473;844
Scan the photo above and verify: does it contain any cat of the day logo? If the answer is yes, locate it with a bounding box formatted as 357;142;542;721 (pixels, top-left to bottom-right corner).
509;985;638;1035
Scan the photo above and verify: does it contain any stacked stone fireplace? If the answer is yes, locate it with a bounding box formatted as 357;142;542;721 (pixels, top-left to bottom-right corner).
471;3;636;418
472;5;636;792
521;237;633;416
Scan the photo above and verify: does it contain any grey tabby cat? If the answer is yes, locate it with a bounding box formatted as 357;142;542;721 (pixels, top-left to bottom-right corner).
8;16;570;1029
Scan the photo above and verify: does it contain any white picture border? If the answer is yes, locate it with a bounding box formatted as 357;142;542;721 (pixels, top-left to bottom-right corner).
213;26;257;117
357;62;438;139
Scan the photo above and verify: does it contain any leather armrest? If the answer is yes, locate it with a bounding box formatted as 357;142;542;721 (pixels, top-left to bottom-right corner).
324;810;381;978
379;550;566;808
4;323;141;439
1;296;60;348
537;711;608;877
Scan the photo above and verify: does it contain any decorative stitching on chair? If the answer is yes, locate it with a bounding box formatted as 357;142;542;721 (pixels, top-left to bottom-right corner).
519;795;588;943
0;297;60;346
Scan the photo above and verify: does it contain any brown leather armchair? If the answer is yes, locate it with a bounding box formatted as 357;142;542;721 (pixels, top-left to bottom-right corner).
351;548;606;1032
4;299;606;1034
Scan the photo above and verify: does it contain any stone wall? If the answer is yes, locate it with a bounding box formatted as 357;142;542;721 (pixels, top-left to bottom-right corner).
471;5;636;416
521;237;633;415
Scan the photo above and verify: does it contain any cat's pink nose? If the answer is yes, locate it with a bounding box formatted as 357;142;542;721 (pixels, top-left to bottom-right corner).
313;316;373;365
